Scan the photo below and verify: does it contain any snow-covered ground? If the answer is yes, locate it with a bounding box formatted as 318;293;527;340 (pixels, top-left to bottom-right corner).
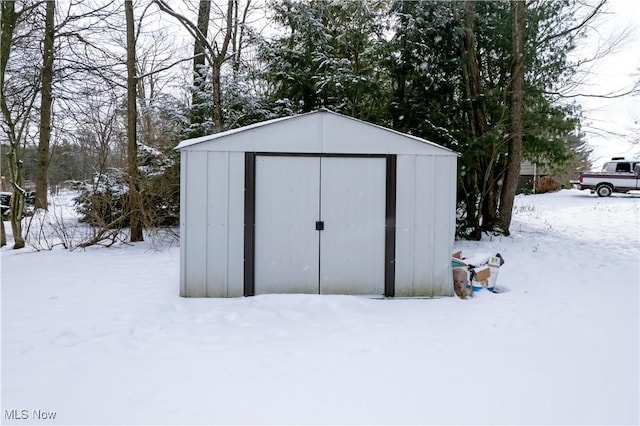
1;189;639;425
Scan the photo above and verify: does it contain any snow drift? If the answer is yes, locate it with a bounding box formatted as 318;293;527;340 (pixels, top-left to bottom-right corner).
1;189;639;425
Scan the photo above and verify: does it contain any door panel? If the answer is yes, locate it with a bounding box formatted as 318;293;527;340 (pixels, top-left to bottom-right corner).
254;156;320;294
319;157;386;295
253;155;386;296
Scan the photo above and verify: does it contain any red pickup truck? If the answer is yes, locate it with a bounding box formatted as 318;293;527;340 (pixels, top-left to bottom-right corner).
571;158;640;197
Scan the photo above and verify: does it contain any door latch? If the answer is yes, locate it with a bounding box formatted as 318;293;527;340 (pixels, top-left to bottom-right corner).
315;221;324;231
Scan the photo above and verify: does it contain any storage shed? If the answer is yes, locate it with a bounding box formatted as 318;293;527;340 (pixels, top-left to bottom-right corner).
176;109;458;298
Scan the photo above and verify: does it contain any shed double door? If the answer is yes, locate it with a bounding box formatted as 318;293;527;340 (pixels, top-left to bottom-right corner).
254;155;386;295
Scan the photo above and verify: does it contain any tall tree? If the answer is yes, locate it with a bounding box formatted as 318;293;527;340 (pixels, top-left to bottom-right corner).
1;1;41;249
211;0;234;131
0;0;16;248
455;0;498;237
154;0;237;133
190;0;211;137
261;0;387;120
125;0;143;242
34;0;55;210
498;0;525;234
386;0;462;141
383;0;606;238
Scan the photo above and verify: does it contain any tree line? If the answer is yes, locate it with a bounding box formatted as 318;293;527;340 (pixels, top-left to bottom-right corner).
2;0;627;249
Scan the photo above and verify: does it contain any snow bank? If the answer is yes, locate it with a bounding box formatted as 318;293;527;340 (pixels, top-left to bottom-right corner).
1;189;638;425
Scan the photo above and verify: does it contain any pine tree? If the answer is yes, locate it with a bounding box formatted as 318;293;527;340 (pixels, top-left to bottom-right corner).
260;0;387;120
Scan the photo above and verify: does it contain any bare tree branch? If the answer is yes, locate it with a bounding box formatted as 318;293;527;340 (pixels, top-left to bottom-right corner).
136;52;204;81
545;80;640;98
535;0;607;47
152;0;215;66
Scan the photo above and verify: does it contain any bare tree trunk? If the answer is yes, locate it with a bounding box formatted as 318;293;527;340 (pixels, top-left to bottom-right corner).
136;66;151;145
462;0;499;232
211;0;234;132
7;144;26;249
232;0;251;74
1;3;15;248
461;1;488;139
211;60;223;131
391;1;411;133
231;0;239;73
125;0;143;242
1;1;28;249
190;0;211;136
498;0;526;235
35;0;55;210
0;1;15;83
153;0;235;132
455;0;494;238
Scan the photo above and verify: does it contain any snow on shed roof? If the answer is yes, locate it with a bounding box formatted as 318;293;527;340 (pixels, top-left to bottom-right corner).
175;109;458;155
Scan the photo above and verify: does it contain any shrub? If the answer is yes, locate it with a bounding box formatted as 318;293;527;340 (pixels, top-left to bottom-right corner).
536;175;561;193
74;169;128;228
73;143;180;229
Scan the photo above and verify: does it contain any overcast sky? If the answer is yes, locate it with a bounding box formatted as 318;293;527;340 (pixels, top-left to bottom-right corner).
575;0;640;167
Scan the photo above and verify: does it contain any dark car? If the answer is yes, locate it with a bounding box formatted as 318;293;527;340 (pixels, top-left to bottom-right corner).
0;191;36;219
0;191;11;219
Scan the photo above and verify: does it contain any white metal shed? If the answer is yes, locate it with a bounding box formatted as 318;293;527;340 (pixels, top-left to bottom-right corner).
175;109;458;298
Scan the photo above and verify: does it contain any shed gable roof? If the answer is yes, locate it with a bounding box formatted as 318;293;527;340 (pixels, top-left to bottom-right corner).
175;109;457;156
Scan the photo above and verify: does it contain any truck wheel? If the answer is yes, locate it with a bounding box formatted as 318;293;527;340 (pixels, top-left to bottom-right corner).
596;184;612;197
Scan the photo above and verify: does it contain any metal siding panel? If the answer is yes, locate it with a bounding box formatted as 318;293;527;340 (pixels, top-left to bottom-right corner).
180;112;458;157
205;152;229;297
394;155;416;297
320;157;386;295
254;156;320;294
432;156;456;296
413;156;436;296
226;152;245;297
321;112;456;155
448;156;457;293
184;115;323;153
184;151;208;297
179;151;188;296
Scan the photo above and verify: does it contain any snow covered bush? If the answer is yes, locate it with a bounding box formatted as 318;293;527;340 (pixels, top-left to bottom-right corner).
137;143;180;228
73;143;179;231
74;168;129;228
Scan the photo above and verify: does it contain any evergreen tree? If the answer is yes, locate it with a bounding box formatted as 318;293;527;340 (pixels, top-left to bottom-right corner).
253;0;602;238
386;0;464;144
385;0;585;238
260;0;388;121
